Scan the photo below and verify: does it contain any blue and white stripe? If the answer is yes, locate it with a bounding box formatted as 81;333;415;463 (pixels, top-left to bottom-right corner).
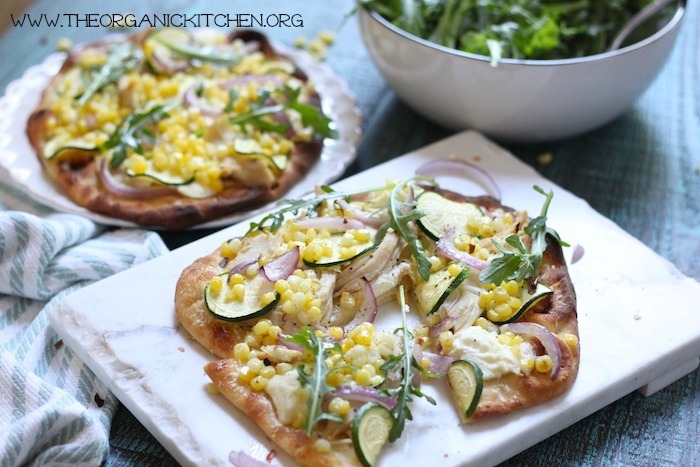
0;177;168;466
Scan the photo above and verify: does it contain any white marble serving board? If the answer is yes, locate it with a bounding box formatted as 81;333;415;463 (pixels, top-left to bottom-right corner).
50;131;700;467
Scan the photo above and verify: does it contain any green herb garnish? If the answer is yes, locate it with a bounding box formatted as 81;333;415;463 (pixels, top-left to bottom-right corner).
229;87;336;139
101;103;174;169
381;286;436;441
76;42;141;106
245;184;392;235
379;176;434;281
153;36;241;65
479;185;568;284
284;327;343;436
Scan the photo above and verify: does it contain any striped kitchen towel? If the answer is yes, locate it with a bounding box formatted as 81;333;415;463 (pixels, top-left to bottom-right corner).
0;179;168;466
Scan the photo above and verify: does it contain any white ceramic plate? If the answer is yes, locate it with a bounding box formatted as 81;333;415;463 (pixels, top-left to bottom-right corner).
50;131;700;466
0;39;361;229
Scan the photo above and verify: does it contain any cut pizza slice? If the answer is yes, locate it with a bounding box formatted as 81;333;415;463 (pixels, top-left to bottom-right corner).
204;320;419;467
410;187;579;422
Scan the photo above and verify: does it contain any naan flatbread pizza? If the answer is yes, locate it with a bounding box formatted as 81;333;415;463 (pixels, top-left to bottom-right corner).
27;28;334;229
175;169;579;466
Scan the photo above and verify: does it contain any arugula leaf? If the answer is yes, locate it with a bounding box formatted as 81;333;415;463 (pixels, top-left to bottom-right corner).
229;87;336;139
76;42;141;106
283;327;343;436
363;0;656;62
383;176;435;281
153;36;241;65
101;103;174;169
382;285;436;441
245;184;394;236
479;185;568;285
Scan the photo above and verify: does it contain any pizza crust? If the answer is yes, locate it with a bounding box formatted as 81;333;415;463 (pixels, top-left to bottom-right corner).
205;358;361;467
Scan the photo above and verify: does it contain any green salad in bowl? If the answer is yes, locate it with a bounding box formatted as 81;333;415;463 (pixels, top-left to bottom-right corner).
361;0;678;64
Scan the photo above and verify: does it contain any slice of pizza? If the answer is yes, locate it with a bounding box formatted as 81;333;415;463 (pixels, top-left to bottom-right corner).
175;171;579;464
408;186;579;422
27;28;333;229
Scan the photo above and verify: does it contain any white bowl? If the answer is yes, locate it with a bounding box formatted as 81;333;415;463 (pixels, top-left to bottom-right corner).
358;3;686;142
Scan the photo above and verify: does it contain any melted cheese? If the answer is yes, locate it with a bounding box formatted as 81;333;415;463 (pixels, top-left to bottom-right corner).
264;370;308;425
449;326;534;379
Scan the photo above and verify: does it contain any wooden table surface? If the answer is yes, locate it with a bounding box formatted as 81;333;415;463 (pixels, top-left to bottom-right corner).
1;0;698;465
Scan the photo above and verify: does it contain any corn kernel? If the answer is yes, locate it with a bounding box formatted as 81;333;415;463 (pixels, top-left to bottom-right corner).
228;273;245;286
521;358;535;372
563;333;579;348
535;355;554;373
269;325;282;340
260;291;277;307
354;368;371;386
439;331;454;351
276;362;293;374
326;370;343;387
238;366;254;383
233;342;251;361
498;332;514;345
260;366;276;379
253;319;272;336
205;383;220;395
504;280;521;296
328;327;344;340
313;438;332;454
247;357;264;374
250;375;268;391
475;317;491;330
447;262;463;277
329;397;351;416
209;276;223;295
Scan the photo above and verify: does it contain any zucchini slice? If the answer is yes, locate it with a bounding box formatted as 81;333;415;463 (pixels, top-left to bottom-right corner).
143;28;191;75
204;273;279;322
303;233;377;268
351;402;393;467
489;282;553;324
416;191;486;240
447;360;483;423
43;139;100;161
126;164;195;186
413;262;469;316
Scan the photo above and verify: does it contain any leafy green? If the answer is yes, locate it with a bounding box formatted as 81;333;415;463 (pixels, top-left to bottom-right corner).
101;103;174;169
229;87;336;139
245;184;393;236
378;176;435;281
246;177;437;281
381;285;436;441
283;327;343;436
153;36;241;65
479;185;568;284
76;42;141;105
361;0;657;62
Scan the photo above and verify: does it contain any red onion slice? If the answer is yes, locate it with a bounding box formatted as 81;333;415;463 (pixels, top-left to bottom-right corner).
227;259;258;282
342;278;378;332
277;333;305;352
416;159;501;200
329;385;396;410
436;227;490;271
260;247;299;282
294;216;367;232
571;244;585;264
98;159;177;199
421;350;454;374
228;450;268;467
183;85;222;117
334;198;389;228
502;322;562;379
